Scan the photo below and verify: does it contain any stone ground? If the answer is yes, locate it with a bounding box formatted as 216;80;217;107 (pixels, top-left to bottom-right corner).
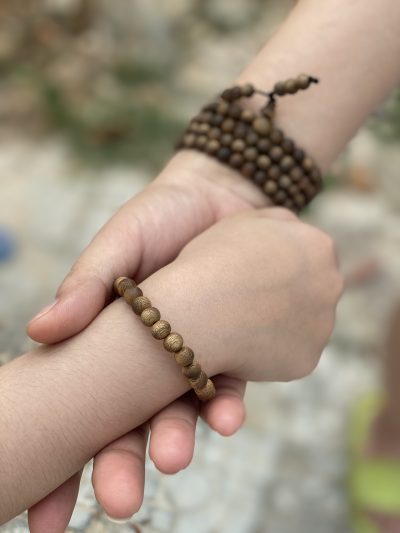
1;131;400;533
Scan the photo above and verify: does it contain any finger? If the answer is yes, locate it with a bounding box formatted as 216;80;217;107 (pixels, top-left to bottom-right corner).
149;393;199;474
28;470;82;533
92;425;149;521
200;375;246;436
27;181;214;345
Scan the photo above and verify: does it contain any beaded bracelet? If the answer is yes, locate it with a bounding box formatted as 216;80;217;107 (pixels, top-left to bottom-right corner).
176;74;323;212
114;276;216;402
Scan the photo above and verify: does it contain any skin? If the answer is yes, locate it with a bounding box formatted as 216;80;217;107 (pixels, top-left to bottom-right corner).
22;0;400;530
0;206;343;526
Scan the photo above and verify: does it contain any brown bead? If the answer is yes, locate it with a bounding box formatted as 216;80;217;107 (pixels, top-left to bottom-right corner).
267;165;281;180
241;83;255;97
299;177;310;191
269;146;284;162
280;155;295;172
124;285;143;305
240;108;255;123
229;153;244;167
208;127;221;140
241;162;256;178
132;295;151;315
197;111;213;123
202;101;218;112
257;154;272;170
221;133;233;146
310;167;322;184
216;100;229;114
217;147;231;161
294;193;306;208
253;170;267;186
302;156;314;172
293;147;305;162
163;332;184;353
243;147;258;161
175;346;194;367
221;86;241;101
253;117;271;136
273;80;286;96
228;104;242;119
282;138;295;154
290;166;303;182
195;379;216;401
114;277;134;296
264;180;278;194
246;131;259;145
195;135;207;149
182;361;202;379
297;73;311;90
141;306;161;326
206;139;220;154
261;100;276;119
183;133;196;147
288;184;299;196
231;139;246;152
210;114;224;127
221;118;235;133
190;370;208;390
257;138;271;153
283;199;295;210
285;79;298;94
279;175;292;189
274;190;287;204
270;129;284;144
151;320;171;339
198;123;210;134
233;122;248;138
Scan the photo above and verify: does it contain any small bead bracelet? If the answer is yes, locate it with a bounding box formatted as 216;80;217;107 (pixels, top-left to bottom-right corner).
114;276;216;402
176;73;323;212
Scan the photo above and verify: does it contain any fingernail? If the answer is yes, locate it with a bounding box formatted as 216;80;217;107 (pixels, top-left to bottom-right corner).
31;300;58;322
105;513;133;523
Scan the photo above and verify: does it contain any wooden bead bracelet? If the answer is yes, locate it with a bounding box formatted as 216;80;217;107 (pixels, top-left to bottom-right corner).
113;276;216;402
176;73;323;212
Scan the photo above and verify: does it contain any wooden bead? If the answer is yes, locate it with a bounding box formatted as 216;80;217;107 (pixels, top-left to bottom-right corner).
209;127;221;139
283;199;295;210
297;73;311;90
240;108;255;123
261;100;276;119
221;133;233;146
163;332;184;353
175;346;194;367
131;295;151;315
243;147;258;161
195;379;216;401
241;83;255;97
282;138;295;154
269;146;284;162
279;175;292;189
202;101;218;112
288;184;299;196
257;138;271;153
231;139;246;152
228;104;242;119
245;131;259;145
124;285;143;305
241;162;256;178
189;121;201;133
274;190;287;203
216;100;229;114
233;122;248;138
229;153;244;167
302;156;314;172
195;135;207;149
273;80;286;96
270;129;284;144
217;147;231;161
198;123;211;134
267;165;281;180
182;361;202;379
310;167;322;184
280;155;295;172
151;320;171;339
140;306;160;327
190;370;208;390
285;79;298;94
294;194;306;209
210;114;224;127
257;154;271;170
221;118;235;133
221;86;241;101
293;147;305;162
264;180;278;194
205;139;220;154
253;117;271;136
114;277;134;296
290;166;303;182
253;170;267;186
183;133;196;147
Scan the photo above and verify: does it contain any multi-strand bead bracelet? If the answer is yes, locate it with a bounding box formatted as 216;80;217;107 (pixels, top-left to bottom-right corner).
176;73;323;212
114;276;216;402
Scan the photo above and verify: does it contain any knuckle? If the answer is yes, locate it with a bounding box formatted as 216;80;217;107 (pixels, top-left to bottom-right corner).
261;206;299;222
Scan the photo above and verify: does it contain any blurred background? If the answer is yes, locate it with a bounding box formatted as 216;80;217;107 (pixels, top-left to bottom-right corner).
1;1;400;532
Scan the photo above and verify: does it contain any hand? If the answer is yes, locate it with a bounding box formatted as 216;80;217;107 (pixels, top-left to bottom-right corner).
26;151;267;530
